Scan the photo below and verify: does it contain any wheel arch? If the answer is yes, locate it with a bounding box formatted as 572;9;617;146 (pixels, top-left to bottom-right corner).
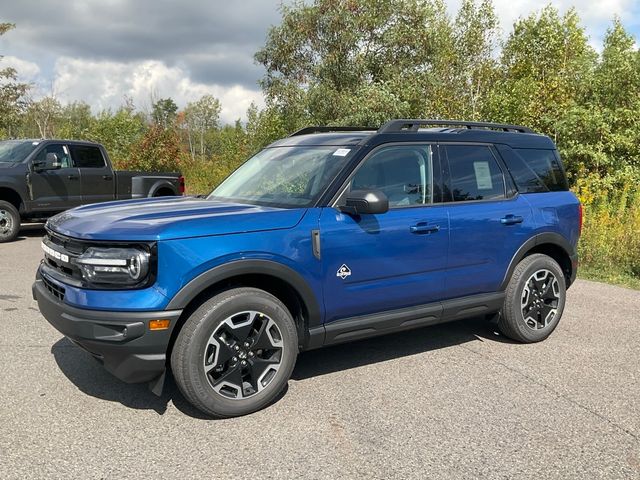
148;180;178;197
0;186;25;212
166;260;322;353
500;232;577;291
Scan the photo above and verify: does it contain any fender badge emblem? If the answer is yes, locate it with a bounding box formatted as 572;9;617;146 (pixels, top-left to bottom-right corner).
336;264;351;280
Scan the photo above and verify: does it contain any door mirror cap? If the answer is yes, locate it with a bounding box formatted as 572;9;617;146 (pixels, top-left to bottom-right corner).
33;153;62;172
340;189;389;215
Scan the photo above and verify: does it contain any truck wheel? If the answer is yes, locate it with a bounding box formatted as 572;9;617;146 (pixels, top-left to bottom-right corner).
498;253;566;343
0;201;20;243
171;287;298;418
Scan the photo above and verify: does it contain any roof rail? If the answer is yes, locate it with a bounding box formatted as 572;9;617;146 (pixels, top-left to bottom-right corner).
378;119;535;134
289;126;377;137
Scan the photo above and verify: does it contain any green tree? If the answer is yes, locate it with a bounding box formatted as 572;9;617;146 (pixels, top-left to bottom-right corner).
57;101;94;140
0;23;30;137
183;94;222;158
151;97;178;128
25;96;62;138
486;6;595;138
89;107;147;167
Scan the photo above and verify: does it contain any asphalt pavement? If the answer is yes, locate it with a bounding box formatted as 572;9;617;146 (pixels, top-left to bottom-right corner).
1;226;639;479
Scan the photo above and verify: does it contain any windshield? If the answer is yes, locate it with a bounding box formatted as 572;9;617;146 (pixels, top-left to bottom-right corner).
0;140;38;163
208;146;356;208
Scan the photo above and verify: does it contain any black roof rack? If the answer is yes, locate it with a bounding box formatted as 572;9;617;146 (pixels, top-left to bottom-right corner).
289;126;377;137
378;119;535;134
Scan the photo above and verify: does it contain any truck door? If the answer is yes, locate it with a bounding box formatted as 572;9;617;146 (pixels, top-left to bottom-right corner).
69;144;115;205
29;143;82;212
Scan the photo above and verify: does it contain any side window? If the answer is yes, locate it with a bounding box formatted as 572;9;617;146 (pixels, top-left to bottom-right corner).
446;145;505;202
513;149;568;191
33;144;72;168
350;145;433;208
70;145;105;168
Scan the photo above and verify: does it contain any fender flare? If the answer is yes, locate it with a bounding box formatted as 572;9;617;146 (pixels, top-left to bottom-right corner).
166;259;322;329
499;232;577;290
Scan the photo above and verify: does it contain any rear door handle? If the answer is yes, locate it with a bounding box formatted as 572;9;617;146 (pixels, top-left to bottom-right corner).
500;214;524;225
102;175;113;181
67;174;79;180
410;222;440;234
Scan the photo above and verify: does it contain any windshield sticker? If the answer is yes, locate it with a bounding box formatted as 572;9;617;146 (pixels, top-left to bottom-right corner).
32;141;40;146
473;161;493;190
333;148;351;157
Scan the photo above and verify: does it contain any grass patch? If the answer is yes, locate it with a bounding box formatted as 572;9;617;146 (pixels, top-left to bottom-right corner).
578;266;640;290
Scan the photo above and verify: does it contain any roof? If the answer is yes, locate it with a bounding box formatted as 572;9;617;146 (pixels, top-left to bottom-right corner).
271;128;555;150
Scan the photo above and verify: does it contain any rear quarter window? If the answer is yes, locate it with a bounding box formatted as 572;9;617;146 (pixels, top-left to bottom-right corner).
513;148;568;192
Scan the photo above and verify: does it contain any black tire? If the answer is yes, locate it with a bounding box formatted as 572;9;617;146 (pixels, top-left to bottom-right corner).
171;287;298;418
0;200;20;243
498;253;566;343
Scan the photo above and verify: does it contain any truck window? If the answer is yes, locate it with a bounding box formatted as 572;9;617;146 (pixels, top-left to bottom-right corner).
34;144;72;168
445;145;505;201
513;149;568;191
70;146;105;168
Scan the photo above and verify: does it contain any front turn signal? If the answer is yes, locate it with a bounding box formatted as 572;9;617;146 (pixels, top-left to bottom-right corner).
149;319;171;331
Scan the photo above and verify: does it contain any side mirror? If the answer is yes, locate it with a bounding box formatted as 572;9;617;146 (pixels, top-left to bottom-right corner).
33;153;62;172
339;189;389;216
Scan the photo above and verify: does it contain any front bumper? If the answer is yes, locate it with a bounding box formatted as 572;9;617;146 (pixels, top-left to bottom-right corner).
33;271;182;384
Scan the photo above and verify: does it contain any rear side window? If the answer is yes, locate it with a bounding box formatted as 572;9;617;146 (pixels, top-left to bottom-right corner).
70;145;105;168
445;145;505;202
513;149;568;192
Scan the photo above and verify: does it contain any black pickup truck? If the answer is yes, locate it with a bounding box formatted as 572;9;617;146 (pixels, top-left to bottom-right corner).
0;139;184;242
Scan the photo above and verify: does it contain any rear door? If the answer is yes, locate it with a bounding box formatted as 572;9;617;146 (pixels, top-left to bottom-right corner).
69;144;115;205
29;143;82;212
320;143;449;323
443;144;534;298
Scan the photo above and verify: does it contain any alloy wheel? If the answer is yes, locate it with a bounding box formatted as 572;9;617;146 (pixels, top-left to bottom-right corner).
0;209;14;237
203;310;283;400
520;269;560;330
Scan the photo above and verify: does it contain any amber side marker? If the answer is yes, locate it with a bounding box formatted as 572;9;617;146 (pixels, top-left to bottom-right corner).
149;319;171;331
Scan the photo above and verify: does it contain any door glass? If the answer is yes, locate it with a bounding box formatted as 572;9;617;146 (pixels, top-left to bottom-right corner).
350;145;433;208
70;145;105;168
446;145;505;201
33;144;72;168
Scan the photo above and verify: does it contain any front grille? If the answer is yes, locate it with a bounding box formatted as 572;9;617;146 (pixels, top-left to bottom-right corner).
42;275;65;301
42;231;85;283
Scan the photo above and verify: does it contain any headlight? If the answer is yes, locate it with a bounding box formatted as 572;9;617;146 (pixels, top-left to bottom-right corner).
76;247;151;287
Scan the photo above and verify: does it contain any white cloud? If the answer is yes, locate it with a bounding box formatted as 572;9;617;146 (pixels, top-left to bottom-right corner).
0;55;41;81
51;57;264;123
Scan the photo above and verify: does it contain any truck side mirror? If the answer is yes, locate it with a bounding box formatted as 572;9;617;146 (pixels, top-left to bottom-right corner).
339;189;389;216
33;153;62;172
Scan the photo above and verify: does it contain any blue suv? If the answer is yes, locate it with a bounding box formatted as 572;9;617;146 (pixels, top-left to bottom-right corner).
33;119;582;417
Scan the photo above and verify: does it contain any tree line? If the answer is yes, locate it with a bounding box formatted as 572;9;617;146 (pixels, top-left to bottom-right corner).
1;1;639;192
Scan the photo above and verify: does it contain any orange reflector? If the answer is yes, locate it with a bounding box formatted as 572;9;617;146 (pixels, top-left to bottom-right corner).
149;319;171;331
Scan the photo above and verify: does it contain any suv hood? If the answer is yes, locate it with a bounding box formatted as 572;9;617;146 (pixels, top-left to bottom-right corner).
47;197;307;241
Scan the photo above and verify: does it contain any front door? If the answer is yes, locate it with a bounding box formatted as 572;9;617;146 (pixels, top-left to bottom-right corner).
320;143;449;324
29;143;82;212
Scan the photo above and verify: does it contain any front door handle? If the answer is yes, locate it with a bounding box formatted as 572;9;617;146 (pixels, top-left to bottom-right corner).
410;222;440;234
102;175;113;181
500;214;524;225
67;174;79;180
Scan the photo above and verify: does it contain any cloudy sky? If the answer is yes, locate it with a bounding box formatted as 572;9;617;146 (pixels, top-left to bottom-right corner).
1;0;638;124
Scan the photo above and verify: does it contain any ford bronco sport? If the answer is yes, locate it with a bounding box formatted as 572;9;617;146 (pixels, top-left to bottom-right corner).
33;119;581;418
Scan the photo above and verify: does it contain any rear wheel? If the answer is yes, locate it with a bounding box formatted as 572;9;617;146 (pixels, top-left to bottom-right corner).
498;253;566;343
0;200;20;243
171;287;298;418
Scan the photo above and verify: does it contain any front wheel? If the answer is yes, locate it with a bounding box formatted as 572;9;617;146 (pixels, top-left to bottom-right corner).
498;253;566;343
171;287;298;418
0;200;20;243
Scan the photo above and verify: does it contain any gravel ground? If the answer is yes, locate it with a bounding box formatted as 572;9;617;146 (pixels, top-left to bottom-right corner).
1;226;639;479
